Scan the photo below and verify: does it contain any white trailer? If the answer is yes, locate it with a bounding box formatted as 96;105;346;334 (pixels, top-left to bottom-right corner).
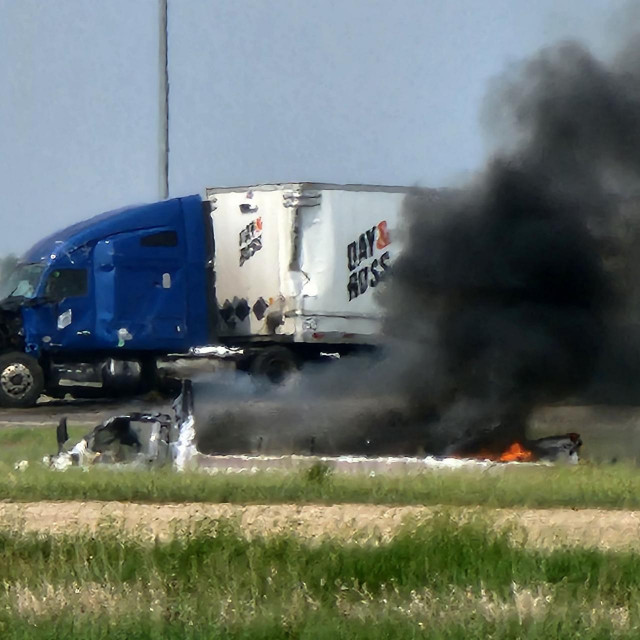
206;183;411;358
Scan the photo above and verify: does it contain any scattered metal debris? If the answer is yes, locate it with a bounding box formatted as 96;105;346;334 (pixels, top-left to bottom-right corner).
529;433;582;463
45;413;174;470
43;380;196;471
41;378;581;473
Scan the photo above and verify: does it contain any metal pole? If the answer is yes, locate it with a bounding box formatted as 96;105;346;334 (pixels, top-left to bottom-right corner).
158;0;169;199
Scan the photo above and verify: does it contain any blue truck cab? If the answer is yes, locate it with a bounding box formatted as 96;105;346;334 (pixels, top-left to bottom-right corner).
0;195;216;406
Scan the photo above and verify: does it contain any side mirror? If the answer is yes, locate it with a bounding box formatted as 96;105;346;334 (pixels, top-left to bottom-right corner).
21;295;53;308
30;294;59;307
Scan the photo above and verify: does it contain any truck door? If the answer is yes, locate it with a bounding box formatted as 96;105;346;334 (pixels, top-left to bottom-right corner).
45;267;93;348
93;229;189;350
23;266;93;352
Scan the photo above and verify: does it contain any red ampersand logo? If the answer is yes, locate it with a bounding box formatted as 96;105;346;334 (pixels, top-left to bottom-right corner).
376;220;390;249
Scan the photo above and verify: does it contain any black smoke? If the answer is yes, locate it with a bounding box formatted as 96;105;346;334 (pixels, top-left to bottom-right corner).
382;38;640;453
193;36;640;459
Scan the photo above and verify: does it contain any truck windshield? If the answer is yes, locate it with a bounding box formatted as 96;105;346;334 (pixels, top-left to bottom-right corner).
0;263;45;300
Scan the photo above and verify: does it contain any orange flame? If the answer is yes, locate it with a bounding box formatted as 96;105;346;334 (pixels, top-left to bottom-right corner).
455;441;537;462
498;442;534;462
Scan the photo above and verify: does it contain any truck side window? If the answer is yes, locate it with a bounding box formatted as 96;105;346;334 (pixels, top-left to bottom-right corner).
45;269;88;301
140;231;178;247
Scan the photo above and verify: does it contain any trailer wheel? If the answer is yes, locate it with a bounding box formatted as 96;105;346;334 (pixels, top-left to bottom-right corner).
250;346;299;384
0;352;44;408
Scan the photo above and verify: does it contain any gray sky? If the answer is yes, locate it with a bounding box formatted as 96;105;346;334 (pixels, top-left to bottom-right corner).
0;0;631;257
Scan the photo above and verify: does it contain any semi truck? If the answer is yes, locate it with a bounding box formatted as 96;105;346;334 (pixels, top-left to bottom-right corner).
0;183;419;407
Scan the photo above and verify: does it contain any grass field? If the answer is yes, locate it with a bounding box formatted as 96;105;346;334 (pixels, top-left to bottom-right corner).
0;423;89;465
1;513;640;638
4;426;640;637
3;425;640;508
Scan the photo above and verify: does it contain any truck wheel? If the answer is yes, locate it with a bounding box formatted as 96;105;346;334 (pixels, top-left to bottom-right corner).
0;352;44;408
250;346;299;384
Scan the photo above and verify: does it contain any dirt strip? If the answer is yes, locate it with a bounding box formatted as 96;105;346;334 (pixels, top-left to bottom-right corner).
1;501;640;549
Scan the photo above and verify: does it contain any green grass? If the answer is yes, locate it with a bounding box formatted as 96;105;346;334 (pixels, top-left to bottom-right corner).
3;428;640;638
1;514;640;638
3;425;640;509
0;424;87;465
2;512;639;597
2;612;638;640
3;459;640;509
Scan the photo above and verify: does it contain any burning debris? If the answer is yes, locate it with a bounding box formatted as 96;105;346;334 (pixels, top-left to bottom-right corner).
180;430;582;474
40;376;582;473
451;433;582;464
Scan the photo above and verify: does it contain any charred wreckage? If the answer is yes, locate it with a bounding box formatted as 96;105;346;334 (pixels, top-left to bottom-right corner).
44;381;196;471
42;381;582;472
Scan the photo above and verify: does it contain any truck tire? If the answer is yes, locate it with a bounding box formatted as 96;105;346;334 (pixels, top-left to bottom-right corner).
249;346;299;384
0;352;44;408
